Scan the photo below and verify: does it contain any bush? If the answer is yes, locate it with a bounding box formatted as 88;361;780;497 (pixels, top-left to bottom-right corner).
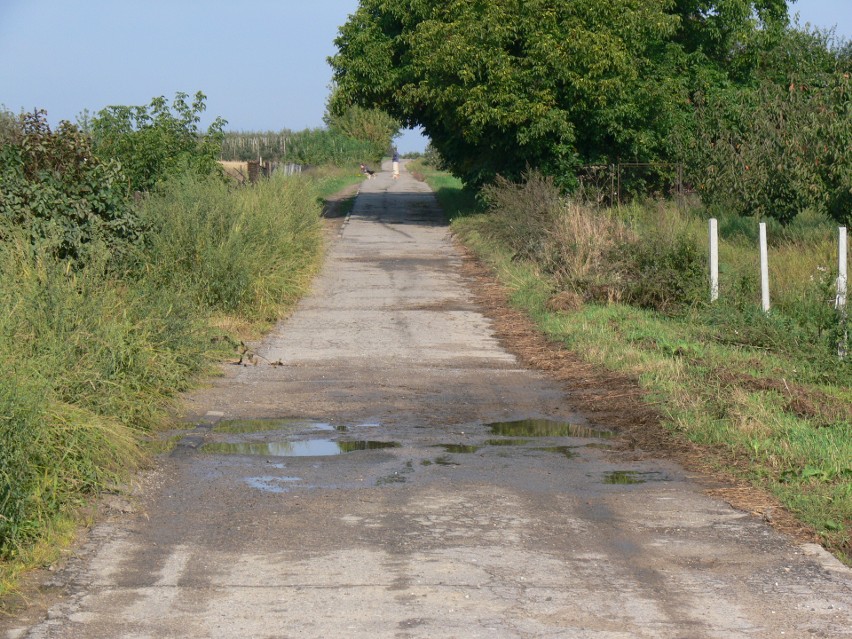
685;28;852;225
323;105;399;161
221;124;391;166
0;168;331;562
91;91;226;193
481;171;704;312
616;226;706;313
0;110;141;263
480;171;564;263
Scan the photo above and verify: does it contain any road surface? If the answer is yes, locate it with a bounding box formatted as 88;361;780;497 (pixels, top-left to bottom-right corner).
6;160;851;638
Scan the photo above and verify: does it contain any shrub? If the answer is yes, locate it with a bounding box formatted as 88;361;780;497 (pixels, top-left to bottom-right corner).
324;105;399;160
615;226;706;313
91;91;226;193
0;110;141;263
480;171;706;312
221;126;388;166
480;171;564;263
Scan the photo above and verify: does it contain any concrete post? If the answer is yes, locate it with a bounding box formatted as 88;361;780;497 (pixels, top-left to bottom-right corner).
760;223;770;313
709;218;719;302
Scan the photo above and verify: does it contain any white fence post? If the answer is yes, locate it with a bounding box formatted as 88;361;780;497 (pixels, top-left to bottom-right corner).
838;226;848;359
759;222;770;313
838;227;848;312
709;218;719;302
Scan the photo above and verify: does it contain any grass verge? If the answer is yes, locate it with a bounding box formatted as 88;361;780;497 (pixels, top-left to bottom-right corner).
0;169;344;597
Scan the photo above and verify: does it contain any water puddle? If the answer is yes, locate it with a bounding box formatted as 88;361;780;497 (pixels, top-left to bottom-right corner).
433;455;460;466
584;442;615;450
376;473;407;485
214;418;343;434
244;476;302;493
202;439;400;457
437;444;480;454
143;435;184;454
602;471;670;485
487;419;612;438
536;446;577;459
484;439;532;447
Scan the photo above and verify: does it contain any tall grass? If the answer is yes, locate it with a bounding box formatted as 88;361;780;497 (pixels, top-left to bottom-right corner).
139;173;324;323
0;237;195;559
0;172;328;572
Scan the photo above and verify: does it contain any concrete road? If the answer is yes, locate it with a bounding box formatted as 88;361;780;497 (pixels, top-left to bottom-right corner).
6;161;851;638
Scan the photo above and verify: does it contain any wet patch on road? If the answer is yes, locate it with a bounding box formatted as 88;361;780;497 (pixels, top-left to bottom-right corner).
484;438;532;447
437;444;480;454
244;476;302;493
202;440;400;457
213;418;344;434
601;470;671;485
487;418;612;438
535;446;578;459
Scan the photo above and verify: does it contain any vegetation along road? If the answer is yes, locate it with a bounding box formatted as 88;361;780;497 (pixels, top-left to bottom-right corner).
3;162;850;638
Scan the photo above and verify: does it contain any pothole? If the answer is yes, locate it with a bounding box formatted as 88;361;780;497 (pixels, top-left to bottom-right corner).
601;471;670;485
437;444;480;454
487;419;612;438
213;419;345;434
202;440;400;457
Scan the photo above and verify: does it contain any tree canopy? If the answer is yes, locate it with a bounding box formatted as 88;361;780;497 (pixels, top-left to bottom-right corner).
329;0;790;188
329;1;852;224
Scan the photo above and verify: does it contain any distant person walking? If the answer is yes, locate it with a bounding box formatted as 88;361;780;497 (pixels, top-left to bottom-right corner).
392;150;400;179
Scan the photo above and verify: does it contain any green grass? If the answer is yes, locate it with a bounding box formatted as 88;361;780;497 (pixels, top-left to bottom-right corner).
0;169;340;593
309;165;364;201
407;159;481;222
430;172;851;564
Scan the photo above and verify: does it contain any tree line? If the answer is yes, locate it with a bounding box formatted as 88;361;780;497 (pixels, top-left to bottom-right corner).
328;0;851;224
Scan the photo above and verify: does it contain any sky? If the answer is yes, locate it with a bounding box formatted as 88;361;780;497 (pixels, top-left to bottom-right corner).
1;0;850;155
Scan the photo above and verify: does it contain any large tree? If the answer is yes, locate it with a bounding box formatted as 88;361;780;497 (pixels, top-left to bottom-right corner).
329;0;790;187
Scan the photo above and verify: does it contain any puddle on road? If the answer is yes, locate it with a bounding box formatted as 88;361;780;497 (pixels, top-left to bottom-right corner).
244;476;302;493
433;455;460;466
143;434;184;454
214;419;345;434
484;438;533;447
536;446;577;459
602;471;670;485
488;419;613;438
437;444;480;454
202;439;400;457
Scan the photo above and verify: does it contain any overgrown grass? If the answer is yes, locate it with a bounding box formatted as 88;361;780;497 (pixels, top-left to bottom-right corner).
139;173;324;324
425;169;852;564
0;171;334;591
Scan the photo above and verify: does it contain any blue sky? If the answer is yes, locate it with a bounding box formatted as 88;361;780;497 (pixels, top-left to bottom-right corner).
1;0;849;154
